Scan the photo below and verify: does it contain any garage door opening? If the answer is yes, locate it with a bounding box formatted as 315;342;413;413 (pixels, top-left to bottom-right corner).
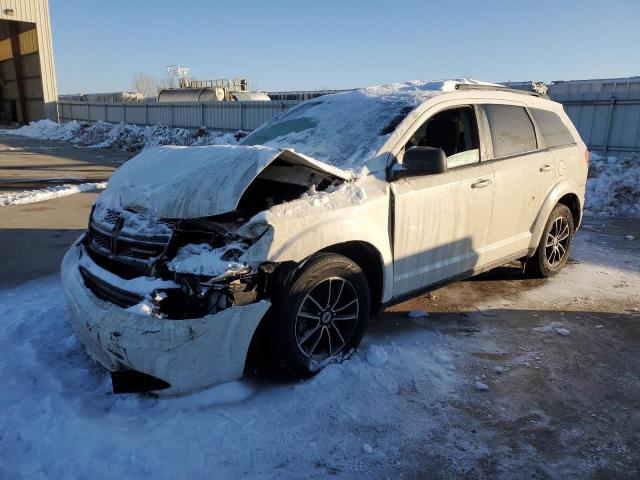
0;19;44;124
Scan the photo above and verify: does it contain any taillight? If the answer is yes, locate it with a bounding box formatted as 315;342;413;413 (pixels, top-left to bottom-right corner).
585;149;590;164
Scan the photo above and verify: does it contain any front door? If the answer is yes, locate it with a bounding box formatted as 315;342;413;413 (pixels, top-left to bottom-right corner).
390;105;494;297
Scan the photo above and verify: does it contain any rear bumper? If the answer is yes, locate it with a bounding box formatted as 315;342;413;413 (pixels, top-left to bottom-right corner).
61;237;270;396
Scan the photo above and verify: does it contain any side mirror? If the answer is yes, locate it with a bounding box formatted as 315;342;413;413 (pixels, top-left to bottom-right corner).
392;146;447;179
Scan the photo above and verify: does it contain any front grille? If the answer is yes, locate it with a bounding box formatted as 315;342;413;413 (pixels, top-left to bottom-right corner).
85;246;151;279
102;209;121;226
80;266;143;308
88;224;170;264
118;238;165;260
91;229;112;252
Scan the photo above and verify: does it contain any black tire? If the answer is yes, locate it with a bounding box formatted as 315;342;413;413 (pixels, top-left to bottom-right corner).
272;253;370;378
527;204;575;278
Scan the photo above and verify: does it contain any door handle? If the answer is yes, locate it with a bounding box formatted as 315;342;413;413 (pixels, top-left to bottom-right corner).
539;164;553;172
471;179;492;189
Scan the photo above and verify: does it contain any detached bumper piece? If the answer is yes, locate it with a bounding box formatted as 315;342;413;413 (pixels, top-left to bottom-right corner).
111;370;171;394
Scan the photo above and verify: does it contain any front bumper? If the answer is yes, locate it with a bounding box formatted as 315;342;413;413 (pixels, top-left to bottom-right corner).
61;238;270;396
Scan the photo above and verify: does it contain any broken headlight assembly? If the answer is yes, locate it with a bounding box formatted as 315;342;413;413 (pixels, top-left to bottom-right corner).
148;215;270;319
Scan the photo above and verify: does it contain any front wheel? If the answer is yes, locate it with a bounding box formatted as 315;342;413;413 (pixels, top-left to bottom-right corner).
272;253;370;378
527;204;575;277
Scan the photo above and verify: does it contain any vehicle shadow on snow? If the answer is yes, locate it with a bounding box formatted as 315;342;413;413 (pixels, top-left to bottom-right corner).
0;228;86;288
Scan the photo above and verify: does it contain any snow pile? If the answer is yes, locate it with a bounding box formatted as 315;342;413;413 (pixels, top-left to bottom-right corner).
474;381;489;391
0;181;107;206
585;153;640;217
533;322;570;336
366;344;389;367
1;119;240;152
0;275;462;479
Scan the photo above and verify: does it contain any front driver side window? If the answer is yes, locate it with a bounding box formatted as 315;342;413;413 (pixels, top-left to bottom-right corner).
404;106;480;169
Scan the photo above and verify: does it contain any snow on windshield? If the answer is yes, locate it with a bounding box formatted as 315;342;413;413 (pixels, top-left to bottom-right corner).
242;79;499;170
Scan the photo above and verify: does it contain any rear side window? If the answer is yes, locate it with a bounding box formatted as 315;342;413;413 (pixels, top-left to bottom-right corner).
530;108;575;148
485;105;537;157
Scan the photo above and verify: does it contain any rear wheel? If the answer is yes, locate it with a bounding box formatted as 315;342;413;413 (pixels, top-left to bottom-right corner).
527;204;574;277
272;253;370;378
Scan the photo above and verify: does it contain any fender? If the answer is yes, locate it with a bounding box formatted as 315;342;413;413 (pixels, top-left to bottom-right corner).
241;209;394;303
528;177;581;255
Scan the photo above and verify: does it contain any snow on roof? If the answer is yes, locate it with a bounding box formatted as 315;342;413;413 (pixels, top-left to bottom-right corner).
242;79;501;171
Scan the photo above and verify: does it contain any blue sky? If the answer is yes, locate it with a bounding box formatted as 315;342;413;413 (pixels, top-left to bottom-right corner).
51;0;640;94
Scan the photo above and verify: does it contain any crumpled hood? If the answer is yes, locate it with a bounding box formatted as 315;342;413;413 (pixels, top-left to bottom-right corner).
99;144;352;219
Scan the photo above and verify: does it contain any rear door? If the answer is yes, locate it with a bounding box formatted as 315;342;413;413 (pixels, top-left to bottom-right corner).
391;105;495;296
481;103;557;264
528;107;585;215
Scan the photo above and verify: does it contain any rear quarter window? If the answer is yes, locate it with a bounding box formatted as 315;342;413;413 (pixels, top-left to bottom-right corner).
485;104;537;158
530;108;575;148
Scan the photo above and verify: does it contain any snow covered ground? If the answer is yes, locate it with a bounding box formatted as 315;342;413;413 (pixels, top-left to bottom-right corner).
0;274;462;479
0;181;106;206
1;220;639;479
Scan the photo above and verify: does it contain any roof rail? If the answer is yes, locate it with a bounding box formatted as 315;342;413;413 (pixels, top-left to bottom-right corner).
455;83;542;97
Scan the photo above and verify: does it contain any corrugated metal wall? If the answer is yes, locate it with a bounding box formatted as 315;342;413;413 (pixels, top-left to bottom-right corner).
0;0;58;121
58;88;640;156
58;100;300;132
550;90;640;155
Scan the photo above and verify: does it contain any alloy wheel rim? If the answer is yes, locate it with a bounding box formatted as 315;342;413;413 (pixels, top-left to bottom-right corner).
545;216;570;267
295;277;359;360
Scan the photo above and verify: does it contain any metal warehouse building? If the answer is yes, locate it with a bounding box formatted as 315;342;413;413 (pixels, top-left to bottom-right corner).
0;0;57;123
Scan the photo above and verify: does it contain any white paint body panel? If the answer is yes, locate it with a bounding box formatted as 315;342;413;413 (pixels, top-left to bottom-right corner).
484;150;556;264
391;163;494;295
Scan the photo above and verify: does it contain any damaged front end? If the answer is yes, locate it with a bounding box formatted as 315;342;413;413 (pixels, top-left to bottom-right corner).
84;203;273;320
66;205;280;396
64;145;353;395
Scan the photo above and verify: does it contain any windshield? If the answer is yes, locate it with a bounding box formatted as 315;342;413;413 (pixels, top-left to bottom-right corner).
240;83;455;170
241;92;418;171
241;80;500;171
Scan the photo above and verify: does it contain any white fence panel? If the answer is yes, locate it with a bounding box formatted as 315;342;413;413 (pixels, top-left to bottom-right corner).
147;104;171;126
105;104;124;123
204;102;242;131
172;103;201;128
58;100;300;132
123;104;147;125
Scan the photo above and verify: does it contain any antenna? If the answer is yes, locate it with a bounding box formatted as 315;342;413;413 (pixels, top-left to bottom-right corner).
166;65;191;88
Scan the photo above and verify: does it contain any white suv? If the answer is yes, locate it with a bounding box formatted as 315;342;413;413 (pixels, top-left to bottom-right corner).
61;80;588;395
